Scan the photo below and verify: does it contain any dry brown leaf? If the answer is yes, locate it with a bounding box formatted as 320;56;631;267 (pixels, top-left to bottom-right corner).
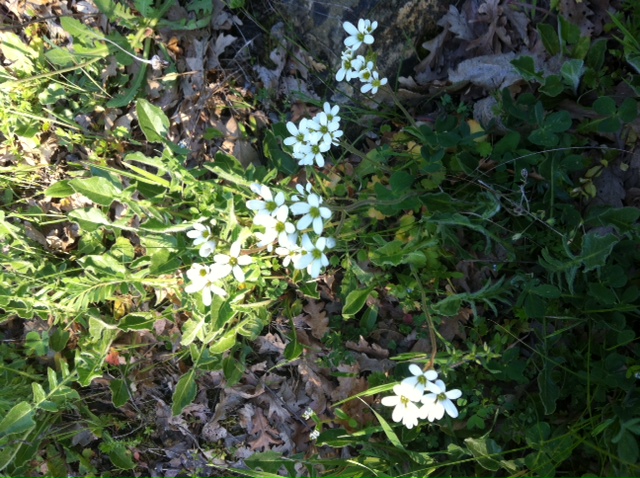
298;361;330;413
345;336;389;359
439;307;473;341
559;0;595;37
301;300;329;339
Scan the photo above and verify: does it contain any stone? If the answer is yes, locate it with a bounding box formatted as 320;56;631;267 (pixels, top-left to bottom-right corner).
268;0;447;85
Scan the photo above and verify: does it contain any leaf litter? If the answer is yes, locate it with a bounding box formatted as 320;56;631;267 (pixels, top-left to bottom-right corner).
0;0;633;475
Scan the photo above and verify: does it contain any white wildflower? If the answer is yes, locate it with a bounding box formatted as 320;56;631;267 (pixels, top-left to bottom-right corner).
246;184;287;217
343;19;378;50
293;234;330;278
184;264;227;306
186;223;217;258
290;192;332;235
419;379;462;422
380;382;423;430
402;365;438;395
212;241;252;283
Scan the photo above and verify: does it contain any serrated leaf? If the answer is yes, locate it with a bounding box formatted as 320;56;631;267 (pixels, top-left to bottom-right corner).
581;232;618;272
110;379;130;408
464;437;502;471
0;402;35;437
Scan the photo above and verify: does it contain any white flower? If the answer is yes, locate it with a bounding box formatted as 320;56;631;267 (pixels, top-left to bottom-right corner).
290;193;332;235
402;365;438;394
322;102;340;123
283;118;317;153
336;49;365;82
419;379;462;422
212;241;252;282
184;264;227;306
293;234;330;278
254;206;296;248
293;139;331;168
343;19;377;50
246;184;287;217
361;70;387;95
310;110;343;146
357;60;375;84
187;223;217;258
302;408;315;420
309;429;320;440
275;241;301;268
380;383;423;430
292;182;313;201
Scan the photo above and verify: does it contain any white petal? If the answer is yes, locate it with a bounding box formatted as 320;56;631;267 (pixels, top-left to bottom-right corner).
312;217;324;235
213;254;230;265
446;388;462;400
290;202;311;215
201;287;212;306
425;369;438;381
246;199;265;211
343;21;359;35
232;265;245;282
391;404;404;424
230;241;242;258
408;364;423;376
237;255;253;266
381;396;399;407
297;214;313;231
442;399;459;418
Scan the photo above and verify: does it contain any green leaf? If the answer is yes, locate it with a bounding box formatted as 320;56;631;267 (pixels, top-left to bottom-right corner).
511;56;543;82
118;312;157;331
181;316;205;346
208;329;237;354
110;379;130;408
539;75;565;97
172;370;197;416
617;430;639;464
581;232;618;272
538;364;560;415
342;286;374;318
464;437;502;471
618;98;638;123
560;59;585;93
530;284;561;299
525;422;551;448
545;110;572;133
136;98;170;143
593;97;616;115
108;443;135;470
44;180;74;198
586;207;640;234
371;408;404;449
264;127;297;175
0;402;35;437
538;24;560;56
68;176;122;206
78;254;127;276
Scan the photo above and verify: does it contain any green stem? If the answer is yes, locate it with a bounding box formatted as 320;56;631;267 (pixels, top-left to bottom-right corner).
411;268;438;370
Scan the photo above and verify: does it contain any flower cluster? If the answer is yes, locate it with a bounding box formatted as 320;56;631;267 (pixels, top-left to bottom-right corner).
184;184;336;305
246;183;335;279
336;19;388;95
381;365;462;429
284;102;343;168
184;224;253;306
